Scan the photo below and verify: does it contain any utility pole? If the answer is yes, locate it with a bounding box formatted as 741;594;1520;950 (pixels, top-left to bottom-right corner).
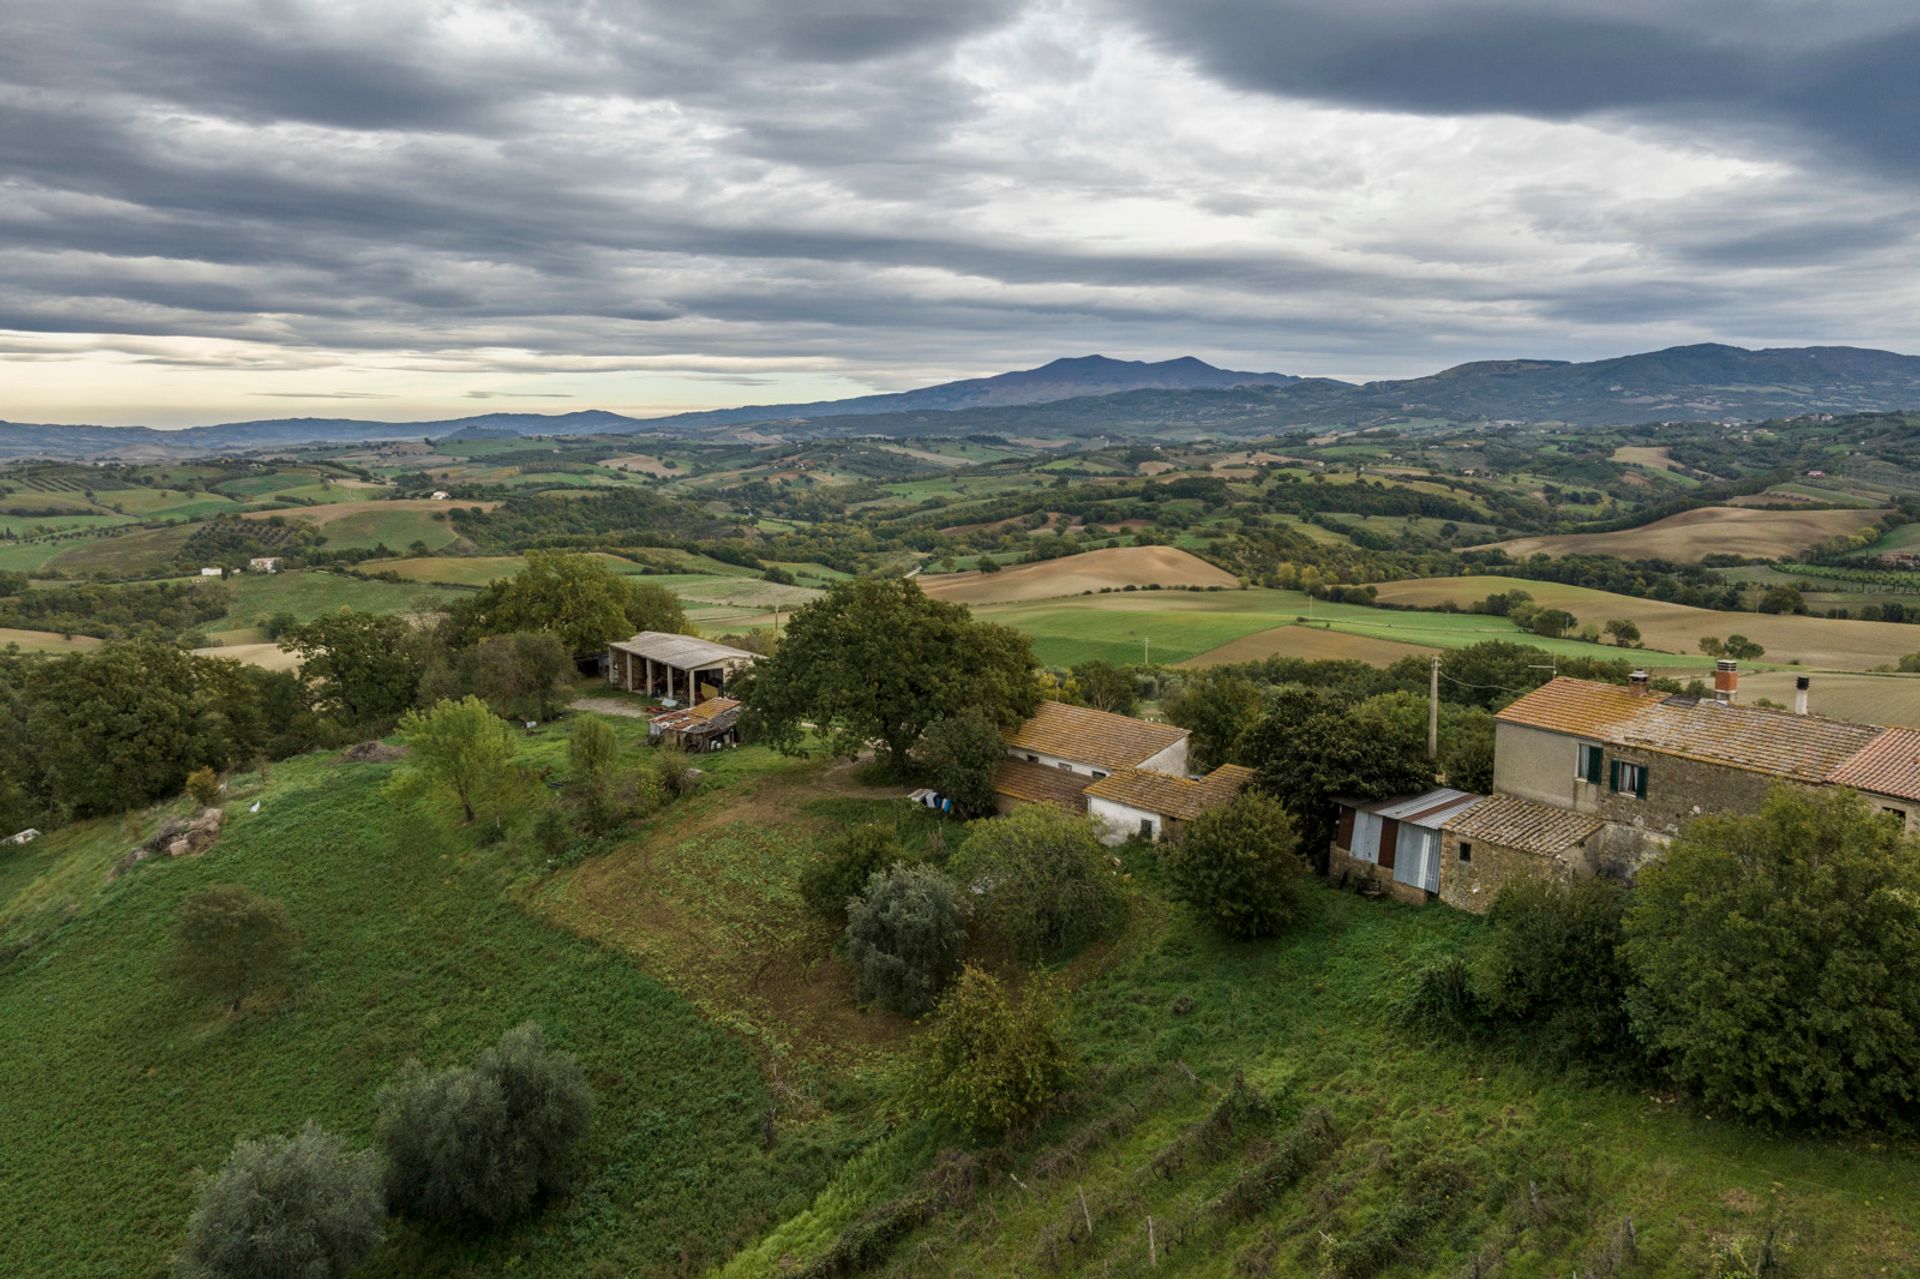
1428;654;1440;760
1143;636;1150;666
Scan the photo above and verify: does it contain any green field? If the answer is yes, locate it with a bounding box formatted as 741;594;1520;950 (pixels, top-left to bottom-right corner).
44;524;195;575
0;512;136;537
216;570;462;632
975;588;1693;669
363;552;652;587
0;739;828;1279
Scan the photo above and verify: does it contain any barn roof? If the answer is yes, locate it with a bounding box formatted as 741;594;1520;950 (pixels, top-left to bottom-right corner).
1360;787;1484;828
993;759;1097;813
650;696;742;734
610;632;758;669
1083;764;1253;821
1003;701;1188;773
1496;677;1882;784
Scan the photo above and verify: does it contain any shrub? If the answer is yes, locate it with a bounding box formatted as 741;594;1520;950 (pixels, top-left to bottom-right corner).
171;884;300;1013
950;805;1125;960
844;863;966;1016
1481;877;1637;1070
567;714;617;783
378;1022;593;1226
388;696;519;824
1621;787;1920;1127
178;1123;384;1279
925;966;1076;1136
1162;793;1303;939
800;824;906;924
184;766;221;809
917;705;1005;817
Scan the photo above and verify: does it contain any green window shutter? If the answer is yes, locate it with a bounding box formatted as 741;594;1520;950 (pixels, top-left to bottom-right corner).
1585;746;1602;784
1635;766;1648;800
1609;759;1621;792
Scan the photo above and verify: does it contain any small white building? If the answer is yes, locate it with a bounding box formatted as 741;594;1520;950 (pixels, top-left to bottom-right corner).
3;828;39;847
248;556;283;573
430;490;452;501
199;567;222;577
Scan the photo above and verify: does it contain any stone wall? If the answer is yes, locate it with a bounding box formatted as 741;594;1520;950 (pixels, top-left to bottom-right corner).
1436;829;1585;914
1328;843;1430;907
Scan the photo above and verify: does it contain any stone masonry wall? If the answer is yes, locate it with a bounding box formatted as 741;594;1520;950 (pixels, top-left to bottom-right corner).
1328;844;1429;907
1436;829;1584;914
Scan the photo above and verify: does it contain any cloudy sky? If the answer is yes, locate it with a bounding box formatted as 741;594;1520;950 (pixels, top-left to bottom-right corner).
4;0;1919;426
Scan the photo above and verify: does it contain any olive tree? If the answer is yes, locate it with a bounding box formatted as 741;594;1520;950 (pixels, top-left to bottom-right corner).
950;805;1125;960
178;1123;384;1279
377;1022;593;1226
844;863;966;1016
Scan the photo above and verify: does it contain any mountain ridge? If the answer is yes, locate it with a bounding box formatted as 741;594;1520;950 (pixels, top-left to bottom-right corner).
5;344;1920;458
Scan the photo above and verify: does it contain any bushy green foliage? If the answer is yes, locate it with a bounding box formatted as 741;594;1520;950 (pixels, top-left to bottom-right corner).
916;705;1006;817
378;1022;593;1227
800;824;906;924
281;609;423;726
1068;660;1137;715
924;967;1075;1137
184;766;221;809
844;863;966;1016
741;577;1038;771
388;696;519;823
1162;793;1302;939
0;577;229;641
7;642;313;823
171;883;300;1012
567;715;617;783
178;1123;385;1279
1482;877;1636;1069
950;804;1125;960
1163;670;1263;771
1622;787;1920;1127
1242;687;1434;860
470;630;574;721
448;549;686;655
1348;691;1496;797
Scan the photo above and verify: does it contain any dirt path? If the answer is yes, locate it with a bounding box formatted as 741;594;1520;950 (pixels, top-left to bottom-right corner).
569;696;653;719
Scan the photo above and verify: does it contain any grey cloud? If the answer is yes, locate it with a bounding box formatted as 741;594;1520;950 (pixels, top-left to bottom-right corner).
1123;1;1920;173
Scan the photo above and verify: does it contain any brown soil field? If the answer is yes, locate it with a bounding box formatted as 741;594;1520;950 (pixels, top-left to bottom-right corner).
1136;460;1176;476
937;511;1063;536
1610;445;1689;474
1729;671;1920;728
1483;505;1882;562
921;546;1239;605
241;497;499;526
191;641;301;671
1373;575;1920;671
1181;624;1439;668
0;627;102;653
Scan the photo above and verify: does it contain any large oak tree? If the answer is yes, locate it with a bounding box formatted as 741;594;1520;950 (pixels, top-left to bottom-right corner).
741;577;1037;772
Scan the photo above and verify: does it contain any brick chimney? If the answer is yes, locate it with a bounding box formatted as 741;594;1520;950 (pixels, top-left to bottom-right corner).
1713;658;1739;704
1629;669;1650;695
1794;674;1810;716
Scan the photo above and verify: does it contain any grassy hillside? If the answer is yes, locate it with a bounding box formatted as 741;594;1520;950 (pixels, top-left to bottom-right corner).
0;740;833;1279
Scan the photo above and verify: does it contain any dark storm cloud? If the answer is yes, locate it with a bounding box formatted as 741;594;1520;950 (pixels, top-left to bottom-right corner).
3;0;1920;417
1125;1;1920;173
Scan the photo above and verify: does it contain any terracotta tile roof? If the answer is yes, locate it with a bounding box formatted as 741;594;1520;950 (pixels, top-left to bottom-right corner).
1828;727;1920;801
1084;763;1254;821
993;759;1097;813
1443;794;1604;857
1497;677;1883;784
1003;700;1188;773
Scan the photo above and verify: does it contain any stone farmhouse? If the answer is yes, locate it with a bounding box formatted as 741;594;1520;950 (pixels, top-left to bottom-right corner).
994;700;1251;843
1332;660;1920;912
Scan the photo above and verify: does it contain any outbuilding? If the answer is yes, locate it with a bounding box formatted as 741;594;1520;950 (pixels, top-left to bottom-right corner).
1330;788;1483;904
649;696;743;752
607;631;757;704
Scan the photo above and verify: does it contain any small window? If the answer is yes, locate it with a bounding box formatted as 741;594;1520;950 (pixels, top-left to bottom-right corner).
1056;761;1074;772
1026;754;1038;763
1882;807;1907;826
1092;770;1110;780
1576;743;1603;784
1611;761;1648;799
1138;818;1154;838
1458;841;1472;863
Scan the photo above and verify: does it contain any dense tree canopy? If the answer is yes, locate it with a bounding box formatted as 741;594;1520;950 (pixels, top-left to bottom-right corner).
1621;787;1920;1128
1162;793;1303;939
741;577;1038;770
281;609;424;726
917;705;1007;817
448;550;687;655
178;1124;385;1279
1242;686;1435;863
